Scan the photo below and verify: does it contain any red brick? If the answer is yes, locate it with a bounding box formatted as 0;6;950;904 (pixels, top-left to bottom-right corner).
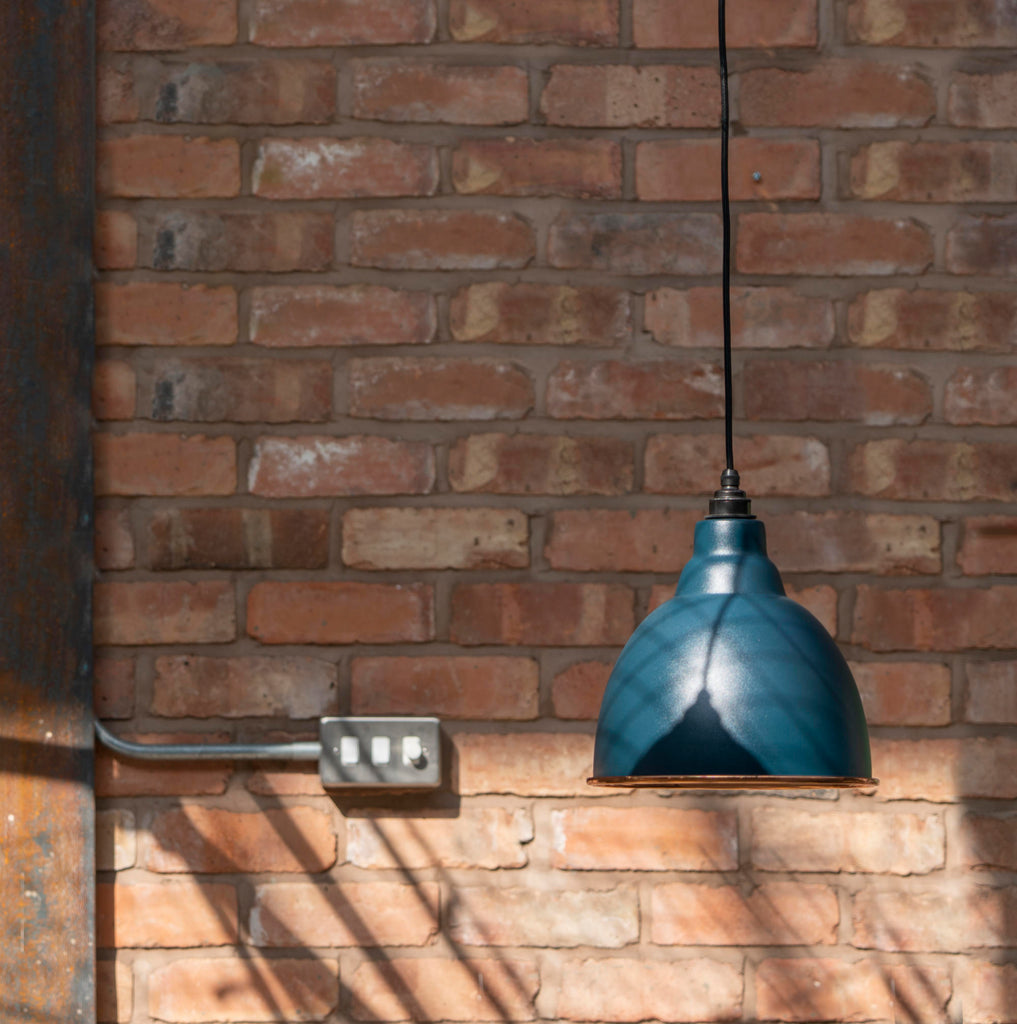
950;70;1017;128
149;958;338;1023
94;581;234;645
785;584;838;636
947;214;1017;276
142;59;336;124
959;961;1017;1024
247;582;433;645
552;808;737;871
251;285;434;348
767;512;940;574
145;806;337;873
454;732;598;796
551;660;611;720
252;0;435;45
94;433;235;496
451;583;633;646
248;435;434;497
847;288;1017;352
353;62;527;124
347;807;532;869
738;213;933;276
637;139;820;201
849;439;1017;502
97;881;237;948
756;959;951;1024
847;0;1017;46
545;509;697;572
645;434;830;497
94;656;136;719
97;283;237;348
652;882;839;946
253;137;437;199
95;210;136;270
98;0;236;50
450;282;630;348
450;433;634;496
959;814;1017;872
349;357;533;420
646;286;835;349
959;517;1017;575
352;656;537;720
449;886;637;947
152;655;337;718
250;881;438;947
547;360;723;420
540;65;718;127
246;768;325;797
850;661;952;726
751;808;945;875
964;661;1017;723
549;212;720;274
98;135;239;199
946;367;1017;425
95;731;233;798
557;959;743;1023
633;0;816;47
142;210;332;273
349;958;538;1022
97;961;132;1023
450;0;618;44
871;737;1017;801
147;507;329;570
98;63;138;124
93;362;136;421
352;210;534;270
740;61;934;127
453;138;621;198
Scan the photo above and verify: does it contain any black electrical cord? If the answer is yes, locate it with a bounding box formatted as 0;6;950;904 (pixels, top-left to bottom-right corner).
718;0;734;475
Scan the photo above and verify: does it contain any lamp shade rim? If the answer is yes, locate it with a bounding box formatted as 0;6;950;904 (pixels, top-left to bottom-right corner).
588;775;878;790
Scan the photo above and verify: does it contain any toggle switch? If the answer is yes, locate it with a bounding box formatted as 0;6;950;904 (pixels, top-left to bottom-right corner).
319;717;441;790
370;735;391;765
340;736;360;765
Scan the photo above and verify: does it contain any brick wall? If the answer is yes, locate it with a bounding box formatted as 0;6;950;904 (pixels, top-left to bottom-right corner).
94;1;1017;1021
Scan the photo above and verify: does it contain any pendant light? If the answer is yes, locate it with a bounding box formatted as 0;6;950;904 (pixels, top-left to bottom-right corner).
589;0;876;790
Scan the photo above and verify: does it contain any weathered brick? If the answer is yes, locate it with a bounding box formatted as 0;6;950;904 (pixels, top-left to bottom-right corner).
451;583;633;646
959;814;1017;872
450;282;630;347
964;661;1017;723
253;137;437;199
947;215;1017;276
453;138;621;198
152;655;337;718
353;62;527;124
349;958;538;1022
551;661;611;720
352;656;539;719
958;961;1017;1024
549;212;720;274
454;732;597;796
645;434;830;497
871;737;1017;801
96;731;233;798
352;210;534;270
850;661;952;726
448;887;637;948
96;809;136;871
148;958;338;1023
540;65;718;127
250;882;438;947
94;656;136;718
946;367;1017;426
252;0;435;45
247;767;325;797
950;70;1017;128
251;285;434;348
545;509;698;572
98;63;138;124
347;808;532;869
95;210;136;269
95;433;235;496
552;808;737;871
247;582;433;644
93;361;136;421
652;882;839;946
97;135;239;198
145;806;337;873
959;517;1017;575
96;283;237;348
249;436;434;497
450;0;618;44
633;0;816;47
637;139;820;201
97;960;132;1024
94;581;235;645
99;0;236;50
785;584;839;636
740;61;934;127
147;508;329;570
140;210;333;273
450;433;634;496
847;0;1017;47
97;881;237;948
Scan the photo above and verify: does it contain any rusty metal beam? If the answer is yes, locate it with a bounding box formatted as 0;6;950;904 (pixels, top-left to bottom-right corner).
0;1;95;1021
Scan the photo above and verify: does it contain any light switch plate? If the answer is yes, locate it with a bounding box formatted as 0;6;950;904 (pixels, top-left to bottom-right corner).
319;717;441;790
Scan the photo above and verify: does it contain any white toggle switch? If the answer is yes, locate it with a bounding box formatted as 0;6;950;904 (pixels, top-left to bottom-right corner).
340;736;360;765
371;736;391;765
403;736;423;767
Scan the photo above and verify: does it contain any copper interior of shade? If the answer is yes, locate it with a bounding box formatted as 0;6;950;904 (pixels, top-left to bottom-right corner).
588;776;879;790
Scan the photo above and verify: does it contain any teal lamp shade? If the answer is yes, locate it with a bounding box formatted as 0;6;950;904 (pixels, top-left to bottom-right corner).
590;516;876;789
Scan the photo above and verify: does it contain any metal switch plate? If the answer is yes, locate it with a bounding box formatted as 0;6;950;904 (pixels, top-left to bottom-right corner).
319;717;441;790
